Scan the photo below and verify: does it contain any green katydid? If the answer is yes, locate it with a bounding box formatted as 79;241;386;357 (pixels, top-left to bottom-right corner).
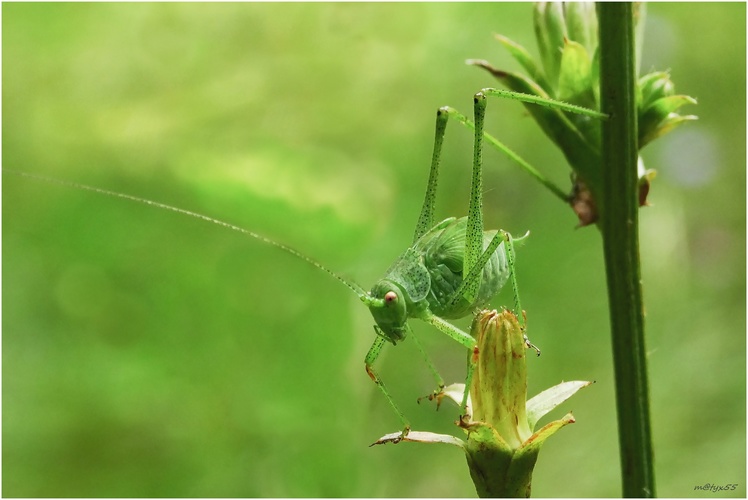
4;88;605;444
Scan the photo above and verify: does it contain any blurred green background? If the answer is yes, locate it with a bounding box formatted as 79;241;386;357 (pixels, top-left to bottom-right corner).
3;3;745;497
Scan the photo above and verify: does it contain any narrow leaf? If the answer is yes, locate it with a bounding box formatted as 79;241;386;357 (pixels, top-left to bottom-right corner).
472;61;602;193
526;380;592;430
565;2;598;54
639;95;698;147
640;114;699;148
372;431;466;448
495;34;551;92
591;47;601;108
557;39;596;109
633;3;648;78
517;412;576;455
534;2;566;88
638;71;673;110
640;95;698;124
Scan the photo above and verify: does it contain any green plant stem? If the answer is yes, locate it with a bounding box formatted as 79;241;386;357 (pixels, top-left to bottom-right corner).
597;4;656;497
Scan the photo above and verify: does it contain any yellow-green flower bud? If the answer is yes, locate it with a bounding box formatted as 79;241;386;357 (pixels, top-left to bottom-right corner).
470;309;532;449
373;309;591;497
461;310;590;497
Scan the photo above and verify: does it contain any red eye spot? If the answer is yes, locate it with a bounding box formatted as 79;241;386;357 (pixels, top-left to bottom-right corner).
384;291;397;303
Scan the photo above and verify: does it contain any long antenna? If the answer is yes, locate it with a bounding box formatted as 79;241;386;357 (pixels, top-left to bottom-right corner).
4;169;368;298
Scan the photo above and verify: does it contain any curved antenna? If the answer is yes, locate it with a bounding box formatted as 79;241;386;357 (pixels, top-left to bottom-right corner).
4;169;368;299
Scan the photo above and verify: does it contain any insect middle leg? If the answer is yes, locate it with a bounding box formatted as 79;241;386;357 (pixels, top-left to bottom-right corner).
407;329;448;406
422;313;479;418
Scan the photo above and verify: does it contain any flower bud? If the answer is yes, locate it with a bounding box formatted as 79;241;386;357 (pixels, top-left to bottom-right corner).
373;309;591;497
469;309;532;449
462;310;590;497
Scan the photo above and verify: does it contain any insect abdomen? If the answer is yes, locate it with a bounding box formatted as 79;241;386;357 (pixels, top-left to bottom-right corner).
418;217;509;319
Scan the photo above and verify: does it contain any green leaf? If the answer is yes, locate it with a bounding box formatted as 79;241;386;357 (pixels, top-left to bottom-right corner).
517;413;576;457
502;413;576;498
464;421;510;449
557;39;595;109
464;421;516;497
564;2;598;54
633;3;648;77
534;2;567;89
640;114;699;148
475;62;602;193
495;34;551;92
639;95;698;146
591;46;601;108
638;71;674;110
526;380;592;430
641;94;695;120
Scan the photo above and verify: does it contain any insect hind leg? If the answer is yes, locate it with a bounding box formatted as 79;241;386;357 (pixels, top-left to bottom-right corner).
446;229;504;310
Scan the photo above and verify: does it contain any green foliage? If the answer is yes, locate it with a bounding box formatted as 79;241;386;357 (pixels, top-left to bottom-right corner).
473;3;698;225
3;3;745;497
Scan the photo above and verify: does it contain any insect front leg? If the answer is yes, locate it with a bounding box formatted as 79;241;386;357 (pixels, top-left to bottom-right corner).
364;334;411;444
407;329;448;407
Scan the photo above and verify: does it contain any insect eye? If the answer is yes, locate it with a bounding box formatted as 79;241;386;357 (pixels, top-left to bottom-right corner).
384;291;398;303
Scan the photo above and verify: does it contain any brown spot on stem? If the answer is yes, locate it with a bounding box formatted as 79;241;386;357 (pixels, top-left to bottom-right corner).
570;177;599;226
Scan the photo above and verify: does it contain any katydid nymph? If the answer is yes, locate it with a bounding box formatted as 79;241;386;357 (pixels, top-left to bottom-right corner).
4;88;605;444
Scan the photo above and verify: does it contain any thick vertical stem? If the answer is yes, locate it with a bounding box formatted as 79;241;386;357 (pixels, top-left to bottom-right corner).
597;4;656;497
